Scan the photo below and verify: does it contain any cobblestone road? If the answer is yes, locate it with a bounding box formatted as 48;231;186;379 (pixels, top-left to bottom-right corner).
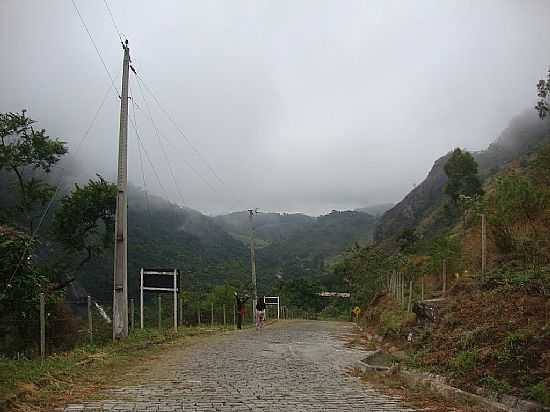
61;321;415;411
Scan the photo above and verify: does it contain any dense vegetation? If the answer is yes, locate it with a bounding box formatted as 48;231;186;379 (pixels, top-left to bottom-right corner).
334;86;550;405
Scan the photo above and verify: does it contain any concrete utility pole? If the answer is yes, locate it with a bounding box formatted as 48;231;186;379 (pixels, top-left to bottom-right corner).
113;40;130;341
481;213;487;276
248;209;258;319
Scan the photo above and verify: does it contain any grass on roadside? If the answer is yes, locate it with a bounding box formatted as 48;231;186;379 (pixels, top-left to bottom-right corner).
0;326;231;411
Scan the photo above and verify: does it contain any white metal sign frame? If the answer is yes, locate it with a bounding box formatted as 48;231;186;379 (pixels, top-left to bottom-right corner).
263;296;280;320
140;268;179;331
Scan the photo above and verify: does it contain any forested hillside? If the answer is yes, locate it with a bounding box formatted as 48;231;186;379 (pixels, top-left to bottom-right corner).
375;109;550;245
257;210;377;284
69;187;250;301
333;96;550;406
214;211;314;246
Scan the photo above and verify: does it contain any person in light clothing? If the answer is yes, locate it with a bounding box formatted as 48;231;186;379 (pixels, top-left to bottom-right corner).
255;296;266;330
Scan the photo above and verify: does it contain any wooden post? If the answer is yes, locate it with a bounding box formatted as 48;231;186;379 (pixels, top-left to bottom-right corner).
197;306;201;327
421;276;425;301
401;274;405;306
179;297;183;327
481;213;487;276
223;304;226;327
129;298;134;331
233;303;236;329
211;303;214;327
40;293;45;360
158;295;162;330
88;296;93;343
407;280;413;312
444;259;448;293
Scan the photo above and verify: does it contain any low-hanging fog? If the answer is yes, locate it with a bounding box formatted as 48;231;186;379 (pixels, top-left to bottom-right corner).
1;0;550;216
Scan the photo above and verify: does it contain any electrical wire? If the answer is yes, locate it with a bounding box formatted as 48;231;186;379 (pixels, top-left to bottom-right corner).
128;98;171;202
134;75;219;198
70;0;120;97
131;82;186;206
134;106;154;234
102;0;124;43
134;72;225;186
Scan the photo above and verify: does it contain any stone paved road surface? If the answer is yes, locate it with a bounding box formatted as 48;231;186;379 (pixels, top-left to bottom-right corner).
61;321;415;411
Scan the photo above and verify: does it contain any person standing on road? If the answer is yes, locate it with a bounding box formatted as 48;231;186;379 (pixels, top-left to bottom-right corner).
234;291;249;330
256;296;266;330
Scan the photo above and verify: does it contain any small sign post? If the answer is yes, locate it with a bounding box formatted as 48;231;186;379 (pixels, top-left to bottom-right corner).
263;296;280;320
140;268;180;332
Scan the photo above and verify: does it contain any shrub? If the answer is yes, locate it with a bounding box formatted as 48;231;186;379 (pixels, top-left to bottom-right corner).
527;382;550;406
480;375;512;394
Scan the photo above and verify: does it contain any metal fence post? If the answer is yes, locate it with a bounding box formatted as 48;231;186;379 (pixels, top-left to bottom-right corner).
158;295;162;330
88;296;93;344
233;303;236;329
179;296;183;327
129;298;134;331
40;293;45;360
223;304;226;328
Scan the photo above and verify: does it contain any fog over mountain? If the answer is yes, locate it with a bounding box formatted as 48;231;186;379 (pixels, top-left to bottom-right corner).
1;1;550;216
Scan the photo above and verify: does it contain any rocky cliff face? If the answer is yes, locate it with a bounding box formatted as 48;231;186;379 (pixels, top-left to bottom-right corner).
374;109;550;243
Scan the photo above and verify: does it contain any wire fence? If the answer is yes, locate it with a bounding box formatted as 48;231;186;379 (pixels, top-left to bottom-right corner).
0;292;303;360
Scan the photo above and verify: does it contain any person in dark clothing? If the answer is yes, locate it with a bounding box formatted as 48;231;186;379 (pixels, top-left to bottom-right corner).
256;296;266;330
234;291;249;329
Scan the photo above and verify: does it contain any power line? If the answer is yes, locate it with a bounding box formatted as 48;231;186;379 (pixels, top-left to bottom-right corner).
71;0;120;97
131;83;185;207
134;75;219;198
134;106;154;233
134;72;225;186
102;0;124;43
129;100;183;224
128;98;171;202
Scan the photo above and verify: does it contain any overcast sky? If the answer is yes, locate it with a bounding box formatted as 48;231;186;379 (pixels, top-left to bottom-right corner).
2;1;550;216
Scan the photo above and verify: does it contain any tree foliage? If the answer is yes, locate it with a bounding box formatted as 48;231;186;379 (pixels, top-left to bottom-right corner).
444;148;483;206
53;176;117;270
0;111;67;232
333;245;399;305
535;68;550;119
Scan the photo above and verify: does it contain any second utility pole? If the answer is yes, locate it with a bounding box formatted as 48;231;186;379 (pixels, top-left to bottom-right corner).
248;209;257;320
113;40;130;341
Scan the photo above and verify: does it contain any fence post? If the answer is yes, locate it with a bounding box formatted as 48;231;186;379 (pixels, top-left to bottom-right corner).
401;275;406;306
407;280;413;312
223;304;226;328
158;295;162;330
40;293;45;360
233;303;236;329
88;296;93;344
211;303;214;328
179;296;183;327
129;298;134;331
197;306;201;327
444;259;447;293
421;275;430;302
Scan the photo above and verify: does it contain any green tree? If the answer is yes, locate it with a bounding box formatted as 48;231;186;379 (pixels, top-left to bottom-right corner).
0;225;60;354
487;172;548;266
397;228;419;254
444;148;483;206
430;233;461;273
53;176;116;271
0;111;67;233
535;68;550;119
